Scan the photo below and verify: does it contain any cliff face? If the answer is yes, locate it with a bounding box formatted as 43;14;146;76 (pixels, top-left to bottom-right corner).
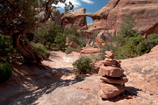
61;0;158;36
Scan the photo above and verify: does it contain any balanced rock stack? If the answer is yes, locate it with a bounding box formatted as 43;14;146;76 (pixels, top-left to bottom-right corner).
98;51;128;99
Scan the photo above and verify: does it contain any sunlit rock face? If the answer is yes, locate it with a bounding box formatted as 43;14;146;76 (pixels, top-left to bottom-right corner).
61;8;88;29
61;0;158;37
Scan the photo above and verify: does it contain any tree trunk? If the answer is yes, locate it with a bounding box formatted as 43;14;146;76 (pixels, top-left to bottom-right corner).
13;33;44;63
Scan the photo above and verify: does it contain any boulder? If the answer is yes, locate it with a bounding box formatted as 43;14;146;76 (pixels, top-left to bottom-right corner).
90;42;99;48
97;31;106;41
100;76;128;84
98;66;124;77
98;83;125;99
69;41;79;49
95;37;106;46
80;47;100;54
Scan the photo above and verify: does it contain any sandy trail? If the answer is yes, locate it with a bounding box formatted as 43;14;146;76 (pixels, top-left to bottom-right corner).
42;51;80;68
0;51;80;105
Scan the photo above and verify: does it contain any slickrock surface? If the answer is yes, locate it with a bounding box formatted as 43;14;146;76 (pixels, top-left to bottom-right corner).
7;75;158;105
121;45;158;95
1;46;158;105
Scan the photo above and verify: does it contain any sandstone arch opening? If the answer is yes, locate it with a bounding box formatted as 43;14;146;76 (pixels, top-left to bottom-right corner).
86;16;93;29
86;16;93;24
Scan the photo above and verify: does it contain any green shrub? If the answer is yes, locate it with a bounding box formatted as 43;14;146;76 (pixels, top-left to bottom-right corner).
73;56;93;74
65;46;75;54
115;34;158;59
99;33;158;60
31;43;50;58
75;45;81;52
54;33;66;50
0;32;17;62
65;46;81;54
114;35;144;59
98;16;158;60
33;24;86;50
136;34;158;55
0;63;13;83
64;25;86;47
32;22;64;50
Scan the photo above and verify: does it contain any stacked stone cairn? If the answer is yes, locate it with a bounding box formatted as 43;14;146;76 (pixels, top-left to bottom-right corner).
98;51;128;99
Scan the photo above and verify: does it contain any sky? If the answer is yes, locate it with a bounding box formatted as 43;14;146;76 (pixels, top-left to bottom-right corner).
53;0;110;24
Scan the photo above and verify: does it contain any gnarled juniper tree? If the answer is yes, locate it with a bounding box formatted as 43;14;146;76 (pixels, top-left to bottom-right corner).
0;0;73;63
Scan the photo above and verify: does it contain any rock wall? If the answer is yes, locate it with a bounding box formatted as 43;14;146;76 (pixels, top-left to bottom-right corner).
61;0;158;37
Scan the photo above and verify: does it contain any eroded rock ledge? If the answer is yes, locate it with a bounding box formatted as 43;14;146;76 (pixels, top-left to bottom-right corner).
61;0;158;37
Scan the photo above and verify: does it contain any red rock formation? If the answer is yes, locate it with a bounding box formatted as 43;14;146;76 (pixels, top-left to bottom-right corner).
61;0;158;36
69;41;79;49
95;37;106;46
61;8;88;29
80;47;100;54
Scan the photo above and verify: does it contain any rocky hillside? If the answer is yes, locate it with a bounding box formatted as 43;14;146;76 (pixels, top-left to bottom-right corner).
61;0;158;37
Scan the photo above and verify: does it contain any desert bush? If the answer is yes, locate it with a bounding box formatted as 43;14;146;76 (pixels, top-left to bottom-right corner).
31;43;50;58
64;26;86;47
75;46;81;52
98;16;158;60
65;46;75;54
114;35;144;59
73;56;93;74
0;32;18;62
33;22;64;50
33;23;85;50
114;34;158;59
65;45;81;54
136;34;158;55
53;33;66;50
0;63;13;83
64;25;80;37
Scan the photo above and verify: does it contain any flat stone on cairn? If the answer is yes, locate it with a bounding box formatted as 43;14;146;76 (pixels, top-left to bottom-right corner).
100;75;128;85
98;51;128;100
99;66;124;77
98;83;125;99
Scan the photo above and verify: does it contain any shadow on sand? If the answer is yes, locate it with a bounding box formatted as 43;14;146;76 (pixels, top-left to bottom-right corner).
0;62;89;105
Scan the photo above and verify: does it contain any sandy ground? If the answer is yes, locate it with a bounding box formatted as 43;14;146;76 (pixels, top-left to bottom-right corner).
0;51;81;105
42;51;80;68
